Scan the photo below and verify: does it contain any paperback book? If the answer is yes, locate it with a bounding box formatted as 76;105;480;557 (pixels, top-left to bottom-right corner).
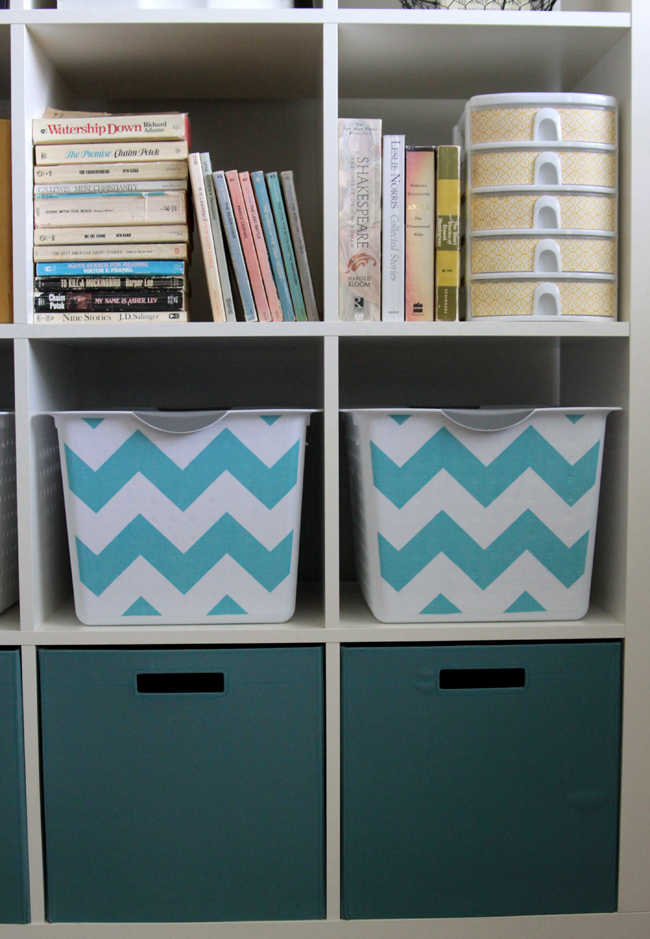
381;135;405;322
33;243;189;263
35;141;189;166
405;146;435;322
34;290;187;313
34;161;189;183
34;310;189;324
33;113;190;145
435;145;461;322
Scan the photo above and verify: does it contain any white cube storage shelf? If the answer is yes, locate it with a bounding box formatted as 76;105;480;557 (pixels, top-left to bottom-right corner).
0;2;649;938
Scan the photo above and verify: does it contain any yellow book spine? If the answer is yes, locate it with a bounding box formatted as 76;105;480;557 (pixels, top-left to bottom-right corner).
435;146;461;322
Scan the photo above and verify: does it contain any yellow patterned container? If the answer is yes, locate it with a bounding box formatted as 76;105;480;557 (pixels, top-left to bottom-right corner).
468;93;617;147
469;278;617;320
471;236;616;275
470;192;616;234
471;149;617;190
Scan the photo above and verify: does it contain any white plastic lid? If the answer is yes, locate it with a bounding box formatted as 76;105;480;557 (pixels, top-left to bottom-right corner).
468;92;617;110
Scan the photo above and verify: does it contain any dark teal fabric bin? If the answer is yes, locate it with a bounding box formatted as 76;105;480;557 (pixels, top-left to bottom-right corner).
39;646;325;923
342;642;622;920
0;649;30;924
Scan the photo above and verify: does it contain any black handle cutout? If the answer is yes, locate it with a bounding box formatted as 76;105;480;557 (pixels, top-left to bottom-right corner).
440;668;525;690
137;673;225;694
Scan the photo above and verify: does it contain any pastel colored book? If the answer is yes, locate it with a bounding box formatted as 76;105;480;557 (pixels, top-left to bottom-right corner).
33;113;190;145
213;171;257;322
239;171;283;322
338;118;382;322
280;171;319;321
405;146;435;322
252;171;295;322
226;170;271;322
35;141;189;166
266;171;307;322
381;135;405;322
435;145;461;322
36;260;185;276
189;153;226;323
33;243;189;263
34;161;188;183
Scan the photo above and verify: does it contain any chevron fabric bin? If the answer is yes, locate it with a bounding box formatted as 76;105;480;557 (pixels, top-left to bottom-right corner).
343;407;616;622
51;409;315;625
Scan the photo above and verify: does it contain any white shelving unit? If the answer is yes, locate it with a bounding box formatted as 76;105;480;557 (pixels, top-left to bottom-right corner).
0;0;649;935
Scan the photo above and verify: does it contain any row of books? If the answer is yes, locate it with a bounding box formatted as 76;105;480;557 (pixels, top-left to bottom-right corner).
338;118;461;322
32;109;192;324
190;155;319;322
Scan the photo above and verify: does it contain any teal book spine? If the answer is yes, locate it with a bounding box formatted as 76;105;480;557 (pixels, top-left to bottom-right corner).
265;172;307;322
213;171;257;322
252;171;295;322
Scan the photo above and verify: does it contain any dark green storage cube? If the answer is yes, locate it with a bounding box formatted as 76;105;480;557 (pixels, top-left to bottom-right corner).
0;649;30;924
39;646;325;923
342;642;622;920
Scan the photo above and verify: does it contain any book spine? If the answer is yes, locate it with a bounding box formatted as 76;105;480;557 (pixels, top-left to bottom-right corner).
33;114;189;145
189;154;226;323
35;141;189;166
34;245;188;264
338;118;382;322
240;172;283;323
34;161;189;183
34;224;190;246
226;170;271;322
279;171;319;322
381;135;405;322
435;145;461;322
34;310;189;325
200;153;236;324
36;260;185;276
33;192;187;228
213;171;257;323
35;290;187;313
34;180;188;195
405;147;435;322
266;172;307;322
251;172;294;322
35;276;186;291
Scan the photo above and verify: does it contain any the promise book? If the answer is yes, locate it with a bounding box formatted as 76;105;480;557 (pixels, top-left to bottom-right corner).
338;118;382;322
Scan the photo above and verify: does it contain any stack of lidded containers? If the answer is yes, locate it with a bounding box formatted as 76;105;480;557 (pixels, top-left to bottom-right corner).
455;93;617;321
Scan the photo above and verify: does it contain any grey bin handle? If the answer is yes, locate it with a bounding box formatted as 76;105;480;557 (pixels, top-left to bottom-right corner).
133;410;229;434
441;408;536;431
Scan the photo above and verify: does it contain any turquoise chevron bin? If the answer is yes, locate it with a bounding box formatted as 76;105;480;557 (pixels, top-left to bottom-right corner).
341;642;622;919
51;409;315;624
0;650;30;924
343;407;616;622
39;646;325;922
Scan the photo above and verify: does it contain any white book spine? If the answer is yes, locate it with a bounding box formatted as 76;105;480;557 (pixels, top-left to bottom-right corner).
200;153;237;324
35;141;189;166
33;192;187;228
33;224;190;246
33;310;189;325
34;244;189;263
34;180;187;195
33;114;188;145
188;153;226;323
34;162;189;183
382;135;405;322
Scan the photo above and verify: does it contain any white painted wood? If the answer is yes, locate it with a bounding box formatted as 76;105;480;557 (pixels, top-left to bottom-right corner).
324;336;339;627
323;23;339;323
13;339;35;630
19;646;45;924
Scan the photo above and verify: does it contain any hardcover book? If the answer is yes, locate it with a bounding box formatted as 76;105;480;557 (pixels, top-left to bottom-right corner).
435;145;461;322
226;170;271;322
338;118;382;322
33;244;189;263
280;171;319;321
34;161;189;183
189;153;226;323
381;135;405;322
405;146;435;322
33;191;187;228
252;171;294;322
33;113;190;145
34;224;190;246
266;171;307;322
240;171;283;322
213;171;257;323
35;141;189;166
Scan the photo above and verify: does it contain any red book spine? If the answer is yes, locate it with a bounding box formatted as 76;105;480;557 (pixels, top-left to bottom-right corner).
239;171;283;323
225;170;271;322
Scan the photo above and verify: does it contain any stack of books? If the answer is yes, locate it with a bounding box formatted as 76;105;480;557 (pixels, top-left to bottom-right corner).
32;109;191;325
338;118;461;323
189;154;319;322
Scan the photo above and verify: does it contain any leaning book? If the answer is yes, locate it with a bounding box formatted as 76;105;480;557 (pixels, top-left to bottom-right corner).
338;118;382;322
